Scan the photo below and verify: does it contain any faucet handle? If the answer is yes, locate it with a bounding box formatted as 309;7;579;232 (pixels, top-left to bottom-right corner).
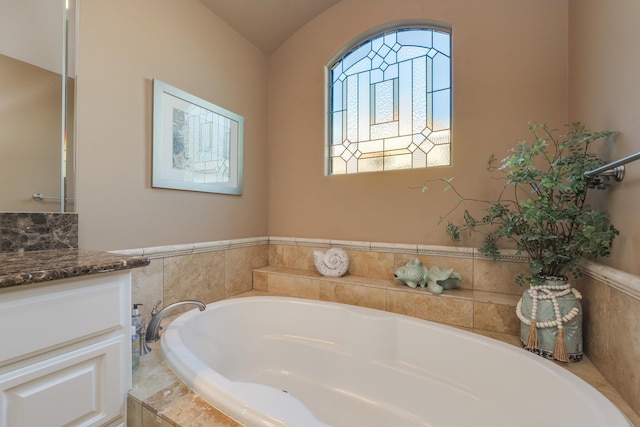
151;300;162;316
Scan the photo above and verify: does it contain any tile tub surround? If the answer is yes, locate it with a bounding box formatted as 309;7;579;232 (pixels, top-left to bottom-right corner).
128;292;640;427
0;212;78;252
127;236;640;418
122;238;269;322
260;241;530;334
0;248;150;288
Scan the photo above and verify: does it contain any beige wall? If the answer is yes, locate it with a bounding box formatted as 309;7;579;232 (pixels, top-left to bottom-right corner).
569;0;640;277
76;0;269;250
74;0;640;278
267;0;569;246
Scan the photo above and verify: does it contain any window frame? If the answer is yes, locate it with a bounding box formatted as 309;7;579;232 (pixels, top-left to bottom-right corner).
325;23;452;176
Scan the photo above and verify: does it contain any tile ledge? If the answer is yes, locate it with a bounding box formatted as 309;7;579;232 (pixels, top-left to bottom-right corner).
254;266;516;305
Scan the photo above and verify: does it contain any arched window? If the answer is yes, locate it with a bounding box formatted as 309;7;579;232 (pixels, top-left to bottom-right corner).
327;26;451;175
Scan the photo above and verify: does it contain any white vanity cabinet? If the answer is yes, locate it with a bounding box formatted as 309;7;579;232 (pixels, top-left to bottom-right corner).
0;271;132;427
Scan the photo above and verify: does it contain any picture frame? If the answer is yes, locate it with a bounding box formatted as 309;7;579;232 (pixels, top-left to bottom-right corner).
152;79;243;195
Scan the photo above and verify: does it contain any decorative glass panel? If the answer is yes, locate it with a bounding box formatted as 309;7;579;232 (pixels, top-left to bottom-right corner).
328;27;451;175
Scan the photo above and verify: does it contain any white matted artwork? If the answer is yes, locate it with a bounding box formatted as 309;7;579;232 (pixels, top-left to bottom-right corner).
152;79;243;195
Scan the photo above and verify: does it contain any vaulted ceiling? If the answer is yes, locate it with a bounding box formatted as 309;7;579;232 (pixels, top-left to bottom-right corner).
199;0;340;55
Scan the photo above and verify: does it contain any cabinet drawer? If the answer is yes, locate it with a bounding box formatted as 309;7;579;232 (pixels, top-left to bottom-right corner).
0;336;124;427
0;273;129;364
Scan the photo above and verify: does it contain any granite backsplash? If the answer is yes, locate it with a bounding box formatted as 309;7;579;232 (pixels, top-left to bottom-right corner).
0;212;78;253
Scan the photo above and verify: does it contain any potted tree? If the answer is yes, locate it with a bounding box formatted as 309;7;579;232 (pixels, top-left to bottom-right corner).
437;122;619;362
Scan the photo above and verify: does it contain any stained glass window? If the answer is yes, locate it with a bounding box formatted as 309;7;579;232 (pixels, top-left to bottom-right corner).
328;27;451;175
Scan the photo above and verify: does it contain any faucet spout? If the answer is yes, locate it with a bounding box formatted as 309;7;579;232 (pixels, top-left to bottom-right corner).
145;300;206;343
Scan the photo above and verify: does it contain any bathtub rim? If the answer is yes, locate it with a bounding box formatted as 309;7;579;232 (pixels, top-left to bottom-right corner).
161;298;332;427
159;295;633;427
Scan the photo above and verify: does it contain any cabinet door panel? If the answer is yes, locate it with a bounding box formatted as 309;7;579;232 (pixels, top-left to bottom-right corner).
0;274;127;364
0;337;123;427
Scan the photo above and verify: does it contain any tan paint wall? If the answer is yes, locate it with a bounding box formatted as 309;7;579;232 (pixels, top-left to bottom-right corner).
267;0;569;247
569;1;640;276
76;0;268;250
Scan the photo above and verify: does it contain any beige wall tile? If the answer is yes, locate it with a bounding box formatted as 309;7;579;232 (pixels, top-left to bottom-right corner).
268;244;284;267
474;301;519;335
473;258;529;295
127;395;143;427
253;270;268;291
320;281;386;310
282;245;317;270
131;259;164;321
225;245;268;297
575;275;611;375
163;251;226;306
347;250;394;280
387;289;473;328
267;273;320;299
607;289;640;415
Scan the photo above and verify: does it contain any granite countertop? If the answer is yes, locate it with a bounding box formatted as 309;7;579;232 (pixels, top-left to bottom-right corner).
0;249;150;288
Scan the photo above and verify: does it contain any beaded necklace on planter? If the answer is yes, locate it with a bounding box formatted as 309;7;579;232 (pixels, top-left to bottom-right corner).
516;281;581;362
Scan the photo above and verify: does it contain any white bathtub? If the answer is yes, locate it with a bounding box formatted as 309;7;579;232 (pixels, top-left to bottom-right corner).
160;296;631;427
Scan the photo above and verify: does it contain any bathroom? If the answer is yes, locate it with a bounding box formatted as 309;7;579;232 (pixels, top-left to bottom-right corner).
1;0;639;426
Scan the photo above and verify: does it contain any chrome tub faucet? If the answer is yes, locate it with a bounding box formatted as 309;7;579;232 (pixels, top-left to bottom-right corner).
145;300;206;343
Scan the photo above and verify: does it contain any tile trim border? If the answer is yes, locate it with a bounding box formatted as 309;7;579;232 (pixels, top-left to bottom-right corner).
579;259;640;300
113;236;639;302
112;237;269;259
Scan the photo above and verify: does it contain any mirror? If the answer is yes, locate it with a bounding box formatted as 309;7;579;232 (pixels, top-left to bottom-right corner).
0;0;76;212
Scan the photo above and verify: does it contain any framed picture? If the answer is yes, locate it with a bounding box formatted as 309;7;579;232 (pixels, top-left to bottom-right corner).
152;79;243;195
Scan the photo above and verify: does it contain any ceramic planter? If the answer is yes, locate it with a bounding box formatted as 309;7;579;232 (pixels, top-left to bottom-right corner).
517;276;583;362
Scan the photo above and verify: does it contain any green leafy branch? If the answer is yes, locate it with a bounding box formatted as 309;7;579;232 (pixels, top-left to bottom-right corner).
424;122;619;286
